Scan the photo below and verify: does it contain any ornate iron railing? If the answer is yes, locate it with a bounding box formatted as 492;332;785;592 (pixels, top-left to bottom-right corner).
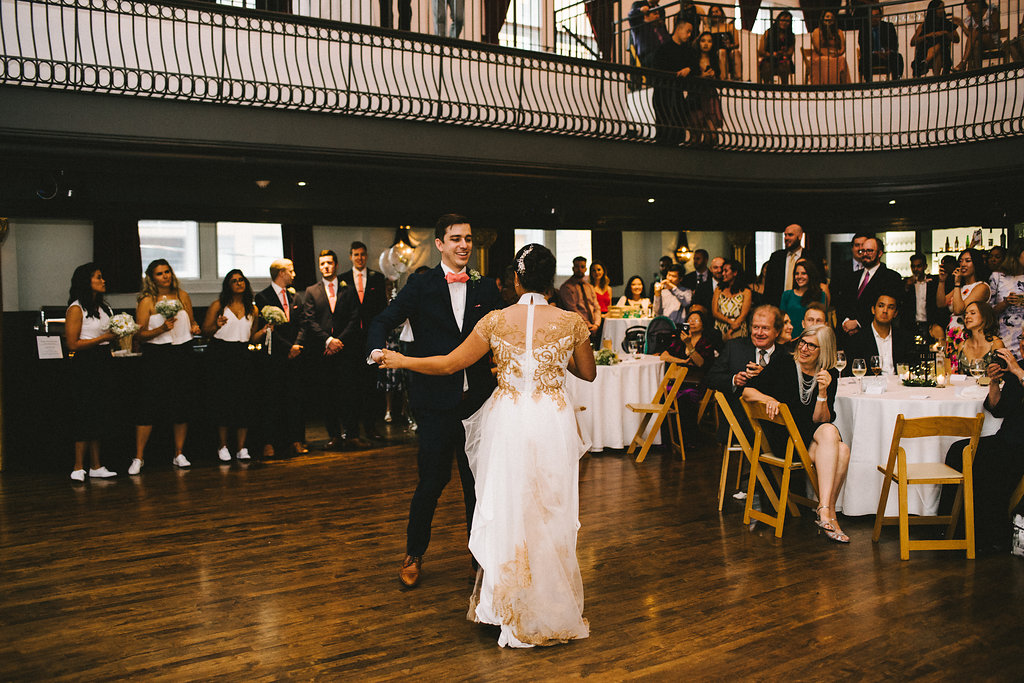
1;0;1022;152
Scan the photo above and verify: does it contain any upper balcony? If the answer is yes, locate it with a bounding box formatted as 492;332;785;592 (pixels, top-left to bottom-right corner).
1;0;1024;229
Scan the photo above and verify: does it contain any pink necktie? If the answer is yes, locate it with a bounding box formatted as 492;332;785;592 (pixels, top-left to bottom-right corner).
857;270;871;298
445;272;469;283
327;281;336;312
280;289;289;321
357;272;365;303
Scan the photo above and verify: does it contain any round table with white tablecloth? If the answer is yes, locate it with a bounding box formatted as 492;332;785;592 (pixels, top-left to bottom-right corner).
832;375;1001;517
567;355;665;452
600;317;652;354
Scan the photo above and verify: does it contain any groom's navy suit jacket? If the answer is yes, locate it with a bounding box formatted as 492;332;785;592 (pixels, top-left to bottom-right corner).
366;265;501;415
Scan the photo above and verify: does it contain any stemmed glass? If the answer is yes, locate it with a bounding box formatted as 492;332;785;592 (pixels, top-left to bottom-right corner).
835;350;847;382
851;358;867;389
629;339;643;360
869;355;882;376
969;358;987;384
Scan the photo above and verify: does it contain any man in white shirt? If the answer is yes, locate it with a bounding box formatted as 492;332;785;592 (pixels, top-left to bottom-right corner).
653;264;693;323
845;292;911;375
341;241;388;442
765;224;816;306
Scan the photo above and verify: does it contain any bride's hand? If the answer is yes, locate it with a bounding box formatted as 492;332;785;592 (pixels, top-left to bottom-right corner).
380;350;407;369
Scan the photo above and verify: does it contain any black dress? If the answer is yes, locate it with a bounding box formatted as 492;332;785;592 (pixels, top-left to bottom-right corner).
747;353;839;456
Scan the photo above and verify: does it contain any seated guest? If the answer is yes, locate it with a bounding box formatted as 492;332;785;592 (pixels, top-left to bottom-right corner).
653;264;692;323
844;292;912;375
902;252;943;339
911;0;959;77
707;5;742;80
953;301;1004;371
802;301;828;331
780;259;828;338
559;256;602;336
858;5;904;81
589;261;612;316
661;308;720;447
202;269;261;463
955;0;1000;71
65;263;118;482
617;275;651;310
712;259;751;341
808;10;851;84
758;11;796;84
743;325;850;543
941;347;1024;554
988;241;1024;358
628;0;670;67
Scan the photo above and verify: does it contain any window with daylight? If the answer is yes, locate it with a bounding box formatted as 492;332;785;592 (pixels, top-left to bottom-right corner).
553;230;592;277
138;220;200;279
216;222;283;278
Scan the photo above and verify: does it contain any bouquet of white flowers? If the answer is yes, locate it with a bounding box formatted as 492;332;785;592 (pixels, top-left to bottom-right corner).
260;305;288;354
594;349;620;366
108;313;139;353
154;299;183;320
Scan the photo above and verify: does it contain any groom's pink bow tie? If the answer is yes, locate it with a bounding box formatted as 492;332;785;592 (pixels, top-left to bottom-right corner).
445;272;469;284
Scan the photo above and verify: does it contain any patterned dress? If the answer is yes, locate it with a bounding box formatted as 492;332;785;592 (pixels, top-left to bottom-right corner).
714;289;749;340
989;272;1024;359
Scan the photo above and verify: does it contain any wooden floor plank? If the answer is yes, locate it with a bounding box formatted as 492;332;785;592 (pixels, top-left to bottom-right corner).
2;432;1023;679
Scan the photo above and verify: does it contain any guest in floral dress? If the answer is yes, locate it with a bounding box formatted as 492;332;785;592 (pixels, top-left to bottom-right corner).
712;259;751;340
989;242;1024;359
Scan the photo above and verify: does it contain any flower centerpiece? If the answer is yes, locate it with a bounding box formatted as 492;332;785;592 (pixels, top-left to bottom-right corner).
154;299;183;320
108;313;139;352
260;305;288;354
595;348;620;366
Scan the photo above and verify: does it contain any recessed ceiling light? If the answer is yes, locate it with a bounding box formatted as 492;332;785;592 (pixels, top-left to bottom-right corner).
647;197;656;203
255;180;270;189
888;199;896;205
297;181;307;187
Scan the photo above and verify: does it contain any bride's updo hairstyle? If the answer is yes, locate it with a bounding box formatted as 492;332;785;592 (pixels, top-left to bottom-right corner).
515;243;557;293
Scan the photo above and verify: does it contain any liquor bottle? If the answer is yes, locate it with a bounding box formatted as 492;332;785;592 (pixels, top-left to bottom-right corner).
944;236;950;251
954;236;959;250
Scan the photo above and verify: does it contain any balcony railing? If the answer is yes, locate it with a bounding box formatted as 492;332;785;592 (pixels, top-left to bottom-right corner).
1;0;1023;153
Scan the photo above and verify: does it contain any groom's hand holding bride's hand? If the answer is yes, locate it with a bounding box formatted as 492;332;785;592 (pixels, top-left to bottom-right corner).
379;350;407;369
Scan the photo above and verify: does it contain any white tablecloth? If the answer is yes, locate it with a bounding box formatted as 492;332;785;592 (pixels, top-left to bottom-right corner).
567;355;665;452
833;375;1001;517
601;318;652;354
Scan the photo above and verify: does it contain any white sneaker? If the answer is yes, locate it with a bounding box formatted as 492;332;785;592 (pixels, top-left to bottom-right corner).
128;458;143;475
384;411;392;423
172;454;191;468
217;447;231;462
236;448;250;461
732;491;747;500
88;466;117;478
70;469;86;482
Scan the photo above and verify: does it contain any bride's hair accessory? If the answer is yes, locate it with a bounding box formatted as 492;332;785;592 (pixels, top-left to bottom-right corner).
516;245;535;275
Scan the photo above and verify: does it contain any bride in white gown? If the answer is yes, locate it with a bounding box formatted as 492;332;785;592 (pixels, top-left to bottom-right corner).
381;244;596;648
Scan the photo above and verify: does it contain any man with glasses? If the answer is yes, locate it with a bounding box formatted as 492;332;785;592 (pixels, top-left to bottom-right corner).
837;236;903;346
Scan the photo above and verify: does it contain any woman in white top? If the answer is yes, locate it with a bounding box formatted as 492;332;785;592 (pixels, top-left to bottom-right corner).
202;269;263;462
615;275;651;312
989;243;1024;359
64;263;119;482
132;259;201;474
936;248;991;338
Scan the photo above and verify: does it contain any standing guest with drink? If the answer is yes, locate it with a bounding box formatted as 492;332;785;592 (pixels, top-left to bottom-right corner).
938;248;991;338
65;263;119;482
202;269;261;463
131;259;201;474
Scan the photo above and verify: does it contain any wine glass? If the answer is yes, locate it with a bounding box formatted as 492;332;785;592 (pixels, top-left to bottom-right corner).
629;339;643;359
835;350;847;381
851;358;867;389
969;358;986;384
869;355;882;376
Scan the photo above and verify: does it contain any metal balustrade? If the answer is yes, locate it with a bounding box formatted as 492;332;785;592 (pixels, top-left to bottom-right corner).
1;0;1022;152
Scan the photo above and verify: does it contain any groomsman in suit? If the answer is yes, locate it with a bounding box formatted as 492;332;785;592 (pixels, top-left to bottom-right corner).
843;291;912;375
255;259;307;458
836;236;903;347
682;249;715;312
302;249;361;451
367;214;501;589
764;224;818;307
902;252;944;338
340;241;388;442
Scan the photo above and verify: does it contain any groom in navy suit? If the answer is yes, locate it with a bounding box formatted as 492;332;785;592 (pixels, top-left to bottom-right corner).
367;214;501;589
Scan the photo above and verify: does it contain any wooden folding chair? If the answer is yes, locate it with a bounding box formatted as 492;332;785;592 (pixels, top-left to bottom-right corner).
871;413;985;560
714;391;761;512
696;387;719;432
627;363;687;463
740;398;820;538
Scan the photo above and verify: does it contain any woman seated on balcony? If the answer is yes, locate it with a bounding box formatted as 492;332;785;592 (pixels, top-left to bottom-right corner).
911;0;960;76
955;0;1001;71
743;325;850;543
953;301;1004;371
809;10;851;84
758;11;796;84
707;6;742;80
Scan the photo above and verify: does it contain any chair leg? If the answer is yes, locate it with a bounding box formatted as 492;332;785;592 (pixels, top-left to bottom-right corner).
717;430;734;511
898;474;911;561
947;484;964;539
672;404;685;461
963;478;976;560
742;455;761;525
635;410;670;463
697;389;712;424
872;473;895;542
774;466;794;538
627;414;653;455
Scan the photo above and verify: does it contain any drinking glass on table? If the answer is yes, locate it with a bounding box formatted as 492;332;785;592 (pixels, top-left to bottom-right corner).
969;358;987;384
851;358;867;389
835;350;847;376
629;339;643;359
896;362;909;380
869;355;882;376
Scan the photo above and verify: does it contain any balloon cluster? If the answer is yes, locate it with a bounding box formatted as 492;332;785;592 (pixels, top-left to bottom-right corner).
379;241;415;281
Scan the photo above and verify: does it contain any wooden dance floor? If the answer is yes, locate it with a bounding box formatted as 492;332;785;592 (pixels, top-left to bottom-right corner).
2;431;1023;679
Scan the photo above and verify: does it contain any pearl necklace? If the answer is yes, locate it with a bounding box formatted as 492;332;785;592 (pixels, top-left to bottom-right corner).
796;362;817;405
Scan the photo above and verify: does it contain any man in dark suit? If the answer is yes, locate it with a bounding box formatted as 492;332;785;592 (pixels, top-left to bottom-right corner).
902;252;944;338
366;214;500;589
339;241;388;442
836;236;903;348
254;258;307;459
843;291;913;375
830;232;871;327
681;248;715;311
858;5;904;82
302;248;361;451
764;224;817;306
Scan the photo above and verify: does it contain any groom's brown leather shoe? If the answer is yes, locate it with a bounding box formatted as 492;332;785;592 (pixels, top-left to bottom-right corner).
399;555;422;589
